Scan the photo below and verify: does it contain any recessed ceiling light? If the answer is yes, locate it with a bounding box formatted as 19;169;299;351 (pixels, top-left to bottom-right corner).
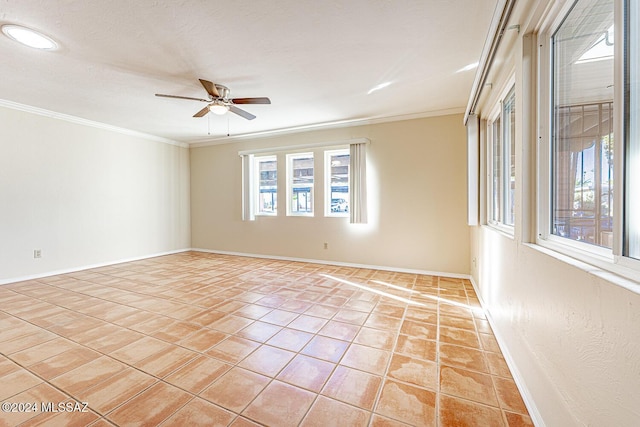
367;81;392;95
1;24;58;50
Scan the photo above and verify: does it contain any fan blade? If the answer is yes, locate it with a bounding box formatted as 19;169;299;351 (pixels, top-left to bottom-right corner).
199;79;220;98
229;105;256;120
193;106;210;117
231;97;271;105
156;93;209;102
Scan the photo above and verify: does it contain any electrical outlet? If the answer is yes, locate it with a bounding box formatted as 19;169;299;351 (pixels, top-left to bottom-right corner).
33;249;42;259
323;243;328;250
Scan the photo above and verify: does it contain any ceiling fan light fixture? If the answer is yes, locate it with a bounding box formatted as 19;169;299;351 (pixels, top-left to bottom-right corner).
1;24;58;50
209;103;229;115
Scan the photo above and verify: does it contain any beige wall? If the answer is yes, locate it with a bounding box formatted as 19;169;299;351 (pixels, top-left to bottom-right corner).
0;106;191;282
190;114;470;274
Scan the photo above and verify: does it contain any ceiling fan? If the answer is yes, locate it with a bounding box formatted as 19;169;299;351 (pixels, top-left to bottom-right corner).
155;79;270;120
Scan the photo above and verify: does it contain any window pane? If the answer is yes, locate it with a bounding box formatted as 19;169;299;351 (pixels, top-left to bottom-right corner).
551;0;614;248
328;151;350;215
503;87;516;226
289;154;314;214
491;117;502;223
627;0;640;259
257;156;277;214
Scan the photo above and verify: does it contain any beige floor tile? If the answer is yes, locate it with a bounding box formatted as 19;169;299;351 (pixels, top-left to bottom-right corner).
236;320;282;343
439;325;481;349
108;336;173;364
277;354;335;392
387;354;437;390
29;347;101;380
238;345;295;377
288;315;328;333
318;320;360;341
152;321;201;343
178;328;227;352
7;337;80;365
134;344;198;378
321;366;382;410
354;327;397;351
161;397;235;426
206;336;260;363
493;376;529;414
439;394;505;427
242;381;316;427
0;369;43;400
369;414;413;426
165;355;231;394
439;343;489;373
107;381;191;426
301;335;349;363
375;379;437;426
394;335;437;361
440;365;499;407
200;367;270;413
365;314;402;331
0;329;57;354
504;411;535;427
340;344;391;375
266;328;313;352
301;395;370;427
50;355;127;395
76;368;157;414
0;252;532;426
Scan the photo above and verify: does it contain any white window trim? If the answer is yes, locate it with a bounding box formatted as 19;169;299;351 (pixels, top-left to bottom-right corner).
486;74;516;235
533;0;640;283
324;148;350;218
286;152;314;217
254;154;278;217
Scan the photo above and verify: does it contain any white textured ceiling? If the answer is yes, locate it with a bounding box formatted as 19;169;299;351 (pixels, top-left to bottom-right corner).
0;0;496;144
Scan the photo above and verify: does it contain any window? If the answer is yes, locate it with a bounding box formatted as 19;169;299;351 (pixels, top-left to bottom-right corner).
287;153;314;215
255;155;277;215
490;115;502;224
240;138;368;223
625;0;640;260
325;149;350;216
537;0;640;274
549;0;614;250
488;84;515;229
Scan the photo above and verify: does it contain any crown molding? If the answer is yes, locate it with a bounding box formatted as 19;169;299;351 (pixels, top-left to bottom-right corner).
0;98;187;148
189;107;465;148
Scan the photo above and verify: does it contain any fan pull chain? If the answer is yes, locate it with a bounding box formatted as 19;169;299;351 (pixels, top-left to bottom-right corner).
227;114;230;137
207;114;211;135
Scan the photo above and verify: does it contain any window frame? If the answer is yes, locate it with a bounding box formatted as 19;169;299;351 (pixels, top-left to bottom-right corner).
253;154;278;217
286;152;315;217
536;0;640;280
324;148;350;218
487;76;516;234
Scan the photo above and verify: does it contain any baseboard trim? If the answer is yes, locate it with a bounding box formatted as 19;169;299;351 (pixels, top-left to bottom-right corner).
0;248;192;286
191;248;472;280
468;276;545;427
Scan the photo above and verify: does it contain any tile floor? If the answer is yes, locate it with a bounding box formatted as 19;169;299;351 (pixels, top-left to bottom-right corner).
0;252;533;426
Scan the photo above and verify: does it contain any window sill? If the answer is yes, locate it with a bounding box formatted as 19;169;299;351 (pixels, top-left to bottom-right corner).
528;240;640;295
484;223;515;240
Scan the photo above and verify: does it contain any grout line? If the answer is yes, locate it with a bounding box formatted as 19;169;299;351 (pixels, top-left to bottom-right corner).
0;253;531;426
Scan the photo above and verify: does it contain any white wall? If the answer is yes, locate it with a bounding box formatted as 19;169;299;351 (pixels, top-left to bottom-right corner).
469;0;640;425
471;227;640;426
190;115;470;274
0;105;191;282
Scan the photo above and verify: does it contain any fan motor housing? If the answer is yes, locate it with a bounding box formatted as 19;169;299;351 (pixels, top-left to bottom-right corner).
214;84;230;99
